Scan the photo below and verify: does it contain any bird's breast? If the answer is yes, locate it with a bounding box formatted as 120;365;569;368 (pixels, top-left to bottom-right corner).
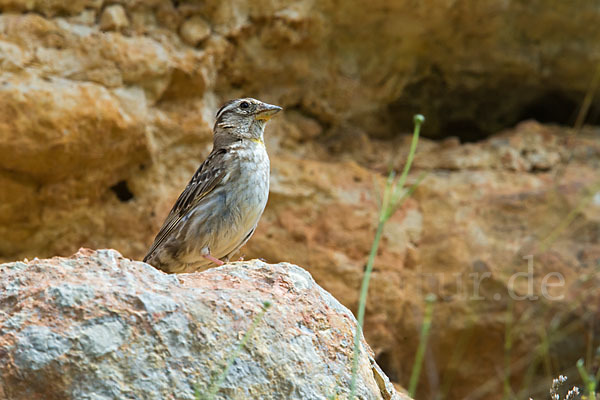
203;144;269;257
228;144;270;209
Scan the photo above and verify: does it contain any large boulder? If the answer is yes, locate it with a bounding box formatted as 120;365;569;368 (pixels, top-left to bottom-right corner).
0;249;407;400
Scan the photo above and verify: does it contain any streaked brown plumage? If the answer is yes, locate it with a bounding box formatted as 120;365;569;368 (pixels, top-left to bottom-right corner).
144;98;281;273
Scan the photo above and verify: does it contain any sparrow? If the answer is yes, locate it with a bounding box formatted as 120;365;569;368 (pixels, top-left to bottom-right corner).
144;98;281;273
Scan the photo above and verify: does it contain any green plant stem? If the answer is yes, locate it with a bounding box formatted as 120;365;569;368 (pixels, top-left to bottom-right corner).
436;313;476;400
385;115;424;221
596;349;600;384
200;301;272;400
408;294;436;397
349;216;386;396
540;180;600;251
502;300;514;400
574;61;600;132
577;358;597;400
349;115;424;399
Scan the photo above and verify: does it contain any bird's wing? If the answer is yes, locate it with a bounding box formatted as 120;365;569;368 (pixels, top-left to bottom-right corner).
144;148;229;261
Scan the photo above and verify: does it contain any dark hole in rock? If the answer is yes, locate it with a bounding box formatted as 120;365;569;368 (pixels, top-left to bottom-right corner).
517;90;580;125
440;119;487;143
388;83;600;143
110;180;134;202
375;350;399;382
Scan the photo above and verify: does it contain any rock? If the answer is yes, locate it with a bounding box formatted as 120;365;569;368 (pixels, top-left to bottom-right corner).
0;249;408;400
99;4;129;32
243;121;600;399
0;1;599;399
1;0;598;261
179;16;211;46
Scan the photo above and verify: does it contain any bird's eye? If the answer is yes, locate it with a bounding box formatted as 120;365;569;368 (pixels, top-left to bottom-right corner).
240;101;250;109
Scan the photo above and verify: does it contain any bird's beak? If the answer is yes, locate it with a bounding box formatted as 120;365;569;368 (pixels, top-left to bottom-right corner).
255;103;282;121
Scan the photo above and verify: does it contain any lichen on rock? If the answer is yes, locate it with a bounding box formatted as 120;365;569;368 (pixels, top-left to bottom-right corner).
0;249;407;400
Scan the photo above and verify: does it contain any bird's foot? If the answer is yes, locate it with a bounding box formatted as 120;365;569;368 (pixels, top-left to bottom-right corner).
203;254;225;266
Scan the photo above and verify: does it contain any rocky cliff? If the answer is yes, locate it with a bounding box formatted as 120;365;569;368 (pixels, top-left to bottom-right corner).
1;1;599;399
2;0;600;262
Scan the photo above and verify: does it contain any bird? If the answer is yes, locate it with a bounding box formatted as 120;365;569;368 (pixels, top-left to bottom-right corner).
143;98;282;273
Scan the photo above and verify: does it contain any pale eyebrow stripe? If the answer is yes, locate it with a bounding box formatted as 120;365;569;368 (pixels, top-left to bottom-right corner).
215;100;237;121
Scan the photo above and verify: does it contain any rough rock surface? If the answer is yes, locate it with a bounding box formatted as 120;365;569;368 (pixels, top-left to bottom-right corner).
245;121;600;399
0;1;599;399
1;0;600;261
0;249;407;400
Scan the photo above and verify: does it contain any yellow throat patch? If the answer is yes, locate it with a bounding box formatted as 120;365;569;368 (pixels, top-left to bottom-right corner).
250;138;265;146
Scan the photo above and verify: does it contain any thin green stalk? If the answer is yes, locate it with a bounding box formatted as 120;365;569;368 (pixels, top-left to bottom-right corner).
349;115;424;398
503;300;514;400
596;347;600;383
540;180;600;252
397;172;428;206
470;308;590;400
349;217;386;396
409;294;436;397
392;115;423;195
520;325;551;397
436;313;476;400
576;358;597;400
574;61;600;132
198;301;272;400
384;115;425;221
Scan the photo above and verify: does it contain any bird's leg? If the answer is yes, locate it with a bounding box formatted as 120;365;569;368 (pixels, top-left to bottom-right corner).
203;254;225;266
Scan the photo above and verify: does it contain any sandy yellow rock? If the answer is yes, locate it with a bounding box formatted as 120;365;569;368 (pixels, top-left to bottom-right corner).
99;4;129;31
179;15;211;46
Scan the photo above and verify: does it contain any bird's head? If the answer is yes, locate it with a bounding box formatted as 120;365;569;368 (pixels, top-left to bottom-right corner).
213;98;282;145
